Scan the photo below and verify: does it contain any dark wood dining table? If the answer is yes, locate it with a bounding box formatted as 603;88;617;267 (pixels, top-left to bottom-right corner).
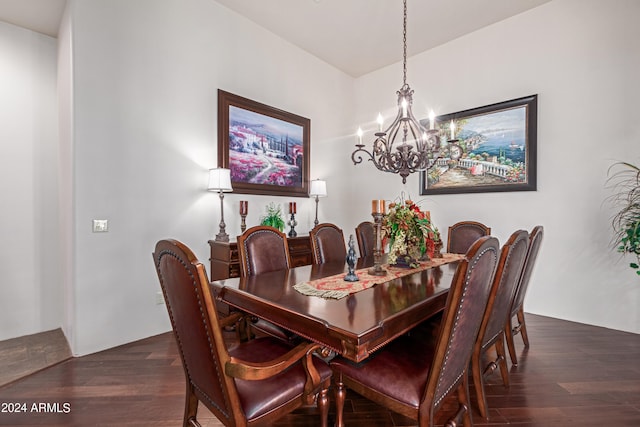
211;257;460;362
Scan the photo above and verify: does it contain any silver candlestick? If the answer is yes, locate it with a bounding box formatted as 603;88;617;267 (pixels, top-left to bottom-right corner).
368;212;387;276
288;213;298;237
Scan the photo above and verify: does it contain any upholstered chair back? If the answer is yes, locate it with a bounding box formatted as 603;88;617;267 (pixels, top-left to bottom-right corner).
310;223;347;264
446;221;491;254
153;239;237;424
425;235;499;411
511;225;544;318
355;221;375;258
237;226;292;276
481;230;529;348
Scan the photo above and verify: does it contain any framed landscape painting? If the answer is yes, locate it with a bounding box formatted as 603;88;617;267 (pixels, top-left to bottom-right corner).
419;95;537;195
218;90;310;197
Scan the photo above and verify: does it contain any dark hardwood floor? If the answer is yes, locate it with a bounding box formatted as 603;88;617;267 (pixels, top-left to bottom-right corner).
1;314;639;426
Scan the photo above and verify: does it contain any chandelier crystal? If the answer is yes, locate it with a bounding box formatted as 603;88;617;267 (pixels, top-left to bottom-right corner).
351;0;461;184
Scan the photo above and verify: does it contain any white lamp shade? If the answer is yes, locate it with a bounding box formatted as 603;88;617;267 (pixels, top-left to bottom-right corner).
208;168;233;192
309;179;327;197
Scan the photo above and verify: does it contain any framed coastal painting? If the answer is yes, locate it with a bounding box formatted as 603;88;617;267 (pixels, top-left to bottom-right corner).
419;95;537;195
218;90;310;197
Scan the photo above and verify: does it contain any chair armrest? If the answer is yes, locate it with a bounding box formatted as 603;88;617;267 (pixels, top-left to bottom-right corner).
225;342;322;381
218;311;244;329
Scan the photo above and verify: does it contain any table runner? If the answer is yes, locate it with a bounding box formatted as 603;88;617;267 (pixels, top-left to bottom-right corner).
293;252;465;299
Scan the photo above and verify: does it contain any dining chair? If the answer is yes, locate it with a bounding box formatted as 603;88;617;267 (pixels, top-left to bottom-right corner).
505;225;544;366
237;225;298;343
446;221;492;254
152;239;331;427
471;229;529;419
237;225;292;276
355;221;375;258
331;235;500;427
310;223;347;264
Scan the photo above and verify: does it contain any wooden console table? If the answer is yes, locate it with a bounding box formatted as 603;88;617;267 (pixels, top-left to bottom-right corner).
208;236;313;281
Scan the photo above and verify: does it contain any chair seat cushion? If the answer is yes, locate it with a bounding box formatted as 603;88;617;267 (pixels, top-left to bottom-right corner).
231;337;331;421
331;329;437;409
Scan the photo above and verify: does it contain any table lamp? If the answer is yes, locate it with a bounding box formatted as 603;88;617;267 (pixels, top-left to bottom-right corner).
208;168;233;242
309;179;327;228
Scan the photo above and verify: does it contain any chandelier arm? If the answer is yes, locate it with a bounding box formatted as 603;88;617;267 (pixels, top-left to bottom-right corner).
386;124;403;151
383;106;405;135
353;145;400;176
351;146;371;165
406;109;429;134
376;135;391;155
405;122;424;150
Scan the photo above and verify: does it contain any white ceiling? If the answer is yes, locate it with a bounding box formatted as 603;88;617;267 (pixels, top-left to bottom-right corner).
0;0;551;77
0;0;66;38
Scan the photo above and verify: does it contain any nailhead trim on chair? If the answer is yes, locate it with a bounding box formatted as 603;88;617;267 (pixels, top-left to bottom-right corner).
434;246;497;407
155;249;231;419
241;229;289;276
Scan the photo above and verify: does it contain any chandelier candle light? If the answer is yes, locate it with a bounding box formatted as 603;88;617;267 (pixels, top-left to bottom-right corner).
351;0;461;184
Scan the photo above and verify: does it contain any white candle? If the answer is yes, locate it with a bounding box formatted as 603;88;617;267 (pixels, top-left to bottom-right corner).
401;98;408;118
450;120;455;140
429;110;435;130
376;113;384;132
356;127;363;144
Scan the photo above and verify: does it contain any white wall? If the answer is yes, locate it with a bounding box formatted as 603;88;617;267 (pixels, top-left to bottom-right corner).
350;0;640;333
0;22;62;340
67;0;354;355
4;0;639;354
57;2;75;350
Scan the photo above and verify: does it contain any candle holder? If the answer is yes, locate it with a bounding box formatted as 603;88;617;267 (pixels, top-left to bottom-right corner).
288;213;298;238
368;212;387;276
240;213;247;233
239;201;248;233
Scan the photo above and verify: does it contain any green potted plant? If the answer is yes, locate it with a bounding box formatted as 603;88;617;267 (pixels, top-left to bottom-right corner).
607;161;640;275
260;202;285;232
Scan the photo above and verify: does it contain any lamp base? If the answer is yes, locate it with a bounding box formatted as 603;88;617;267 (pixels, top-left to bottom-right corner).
215;231;229;243
215;191;229;242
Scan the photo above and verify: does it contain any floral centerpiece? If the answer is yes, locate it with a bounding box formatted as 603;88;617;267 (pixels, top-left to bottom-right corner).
382;197;441;268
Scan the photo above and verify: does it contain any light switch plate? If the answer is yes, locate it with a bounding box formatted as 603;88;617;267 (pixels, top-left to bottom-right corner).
92;219;109;232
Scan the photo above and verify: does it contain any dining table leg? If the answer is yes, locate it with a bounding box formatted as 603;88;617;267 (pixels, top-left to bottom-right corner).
334;375;345;427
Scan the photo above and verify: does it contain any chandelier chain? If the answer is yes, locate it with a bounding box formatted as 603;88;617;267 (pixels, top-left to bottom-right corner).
402;0;407;87
351;0;463;184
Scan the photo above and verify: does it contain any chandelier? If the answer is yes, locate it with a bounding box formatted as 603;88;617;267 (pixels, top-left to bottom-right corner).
351;0;461;184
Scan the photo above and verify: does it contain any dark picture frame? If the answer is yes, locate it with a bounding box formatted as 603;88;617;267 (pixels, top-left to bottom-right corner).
419;95;537;195
218;90;310;197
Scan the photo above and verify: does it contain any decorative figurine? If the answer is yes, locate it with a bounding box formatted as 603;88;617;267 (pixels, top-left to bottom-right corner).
344;235;359;282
